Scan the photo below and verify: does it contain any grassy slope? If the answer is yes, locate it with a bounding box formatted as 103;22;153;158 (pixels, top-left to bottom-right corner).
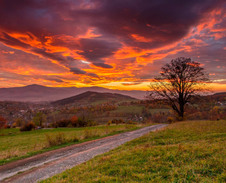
43;120;226;183
0;124;143;165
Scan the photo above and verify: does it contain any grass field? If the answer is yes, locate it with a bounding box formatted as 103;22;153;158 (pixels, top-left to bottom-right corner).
42;120;226;183
0;124;143;165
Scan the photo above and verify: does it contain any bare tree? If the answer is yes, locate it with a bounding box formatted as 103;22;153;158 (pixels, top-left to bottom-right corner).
149;57;209;120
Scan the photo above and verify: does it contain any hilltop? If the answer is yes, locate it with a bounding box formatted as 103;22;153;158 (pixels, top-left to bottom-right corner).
51;91;137;106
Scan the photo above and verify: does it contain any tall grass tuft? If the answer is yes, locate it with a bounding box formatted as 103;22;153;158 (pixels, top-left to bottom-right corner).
45;132;66;147
83;129;100;139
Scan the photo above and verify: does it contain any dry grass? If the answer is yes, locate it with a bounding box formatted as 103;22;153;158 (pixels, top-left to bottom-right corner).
0;124;142;165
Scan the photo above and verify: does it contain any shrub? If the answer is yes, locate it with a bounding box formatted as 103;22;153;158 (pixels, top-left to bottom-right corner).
71;115;79;127
77;118;88;127
150;112;168;123
0;116;7;129
4;124;11;129
20;122;36;131
126;120;137;124
107;120;112;126
87;121;97;127
56;119;71;127
167;116;174;123
15;118;25;127
12;122;17;128
112;119;124;125
53;118;97;128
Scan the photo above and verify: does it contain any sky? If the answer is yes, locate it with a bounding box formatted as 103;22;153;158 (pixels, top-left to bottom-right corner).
0;0;225;91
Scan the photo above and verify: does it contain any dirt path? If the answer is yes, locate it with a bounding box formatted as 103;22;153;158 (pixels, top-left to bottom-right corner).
0;124;167;183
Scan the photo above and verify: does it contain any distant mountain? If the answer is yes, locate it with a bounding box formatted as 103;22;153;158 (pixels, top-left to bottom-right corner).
0;84;147;102
212;92;226;96
52;91;137;105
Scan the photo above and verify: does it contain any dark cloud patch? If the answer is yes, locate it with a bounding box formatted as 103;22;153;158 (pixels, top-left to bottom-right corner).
70;67;99;77
70;67;86;75
93;62;113;69
89;0;225;48
87;72;99;78
45;78;64;83
78;38;121;62
32;48;70;64
0;0;86;40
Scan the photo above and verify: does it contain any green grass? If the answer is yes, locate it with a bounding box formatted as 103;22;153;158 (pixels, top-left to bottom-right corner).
42;120;226;183
0;124;144;165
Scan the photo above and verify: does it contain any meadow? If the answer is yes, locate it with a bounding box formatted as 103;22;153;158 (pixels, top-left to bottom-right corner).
42;120;226;183
0;124;143;165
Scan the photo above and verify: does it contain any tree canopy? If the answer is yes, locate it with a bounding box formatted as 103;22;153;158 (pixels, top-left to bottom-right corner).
149;57;209;119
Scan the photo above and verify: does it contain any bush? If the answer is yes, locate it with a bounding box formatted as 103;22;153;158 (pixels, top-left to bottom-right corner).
167;116;174;123
0;116;7;129
77;118;88;127
53;118;97;128
12;122;17;128
4;124;11;129
87;121;97;127
56;119;71;127
150;112;168;123
107;120;112;126
126;120;137;124
71;115;79;127
20;122;36;131
112;119;124;125
15;118;25;127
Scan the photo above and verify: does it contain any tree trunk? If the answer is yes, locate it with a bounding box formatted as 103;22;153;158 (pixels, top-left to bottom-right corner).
179;102;184;120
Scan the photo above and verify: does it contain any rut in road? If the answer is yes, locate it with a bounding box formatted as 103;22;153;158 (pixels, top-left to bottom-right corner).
0;124;168;183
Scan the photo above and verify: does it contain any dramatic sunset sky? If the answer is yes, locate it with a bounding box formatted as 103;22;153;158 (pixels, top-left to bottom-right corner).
0;0;225;91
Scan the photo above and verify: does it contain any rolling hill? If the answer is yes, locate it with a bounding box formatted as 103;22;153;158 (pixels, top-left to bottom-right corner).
51;91;137;105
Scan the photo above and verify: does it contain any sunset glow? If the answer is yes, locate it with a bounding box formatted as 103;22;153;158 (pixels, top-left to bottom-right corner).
0;0;225;91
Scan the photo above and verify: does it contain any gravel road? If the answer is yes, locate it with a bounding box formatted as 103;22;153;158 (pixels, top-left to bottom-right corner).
0;124;168;183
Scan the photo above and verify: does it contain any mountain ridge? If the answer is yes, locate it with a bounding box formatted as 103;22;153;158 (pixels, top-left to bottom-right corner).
0;84;146;102
52;91;137;105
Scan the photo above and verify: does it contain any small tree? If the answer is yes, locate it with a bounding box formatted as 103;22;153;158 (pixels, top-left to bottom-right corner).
15;118;25;127
33;112;46;127
149;57;209;120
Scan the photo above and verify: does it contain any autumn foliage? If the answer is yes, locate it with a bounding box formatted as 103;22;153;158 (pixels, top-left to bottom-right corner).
0;116;7;129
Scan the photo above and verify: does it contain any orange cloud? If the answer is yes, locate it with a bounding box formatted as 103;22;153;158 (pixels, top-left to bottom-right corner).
0;1;225;92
